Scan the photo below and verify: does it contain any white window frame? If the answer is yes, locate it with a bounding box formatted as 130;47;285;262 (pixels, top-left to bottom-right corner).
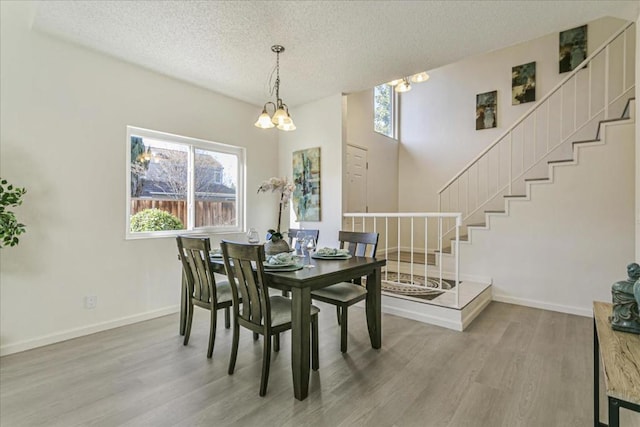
126;126;245;240
373;84;396;139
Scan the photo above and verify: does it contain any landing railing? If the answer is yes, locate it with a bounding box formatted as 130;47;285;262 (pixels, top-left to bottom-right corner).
343;212;462;308
438;22;635;237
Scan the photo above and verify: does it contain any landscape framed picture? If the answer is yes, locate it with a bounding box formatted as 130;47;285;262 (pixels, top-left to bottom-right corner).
476;90;497;130
512;61;536;105
292;147;321;221
559;25;587;73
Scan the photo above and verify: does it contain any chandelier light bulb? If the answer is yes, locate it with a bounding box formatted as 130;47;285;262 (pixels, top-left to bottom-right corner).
254;109;275;128
387;79;402;86
411;72;430;83
271;107;288;125
395;78;411;93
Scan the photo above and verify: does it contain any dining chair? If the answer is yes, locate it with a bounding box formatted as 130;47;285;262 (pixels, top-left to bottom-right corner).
177;236;233;358
310;231;379;353
221;240;320;396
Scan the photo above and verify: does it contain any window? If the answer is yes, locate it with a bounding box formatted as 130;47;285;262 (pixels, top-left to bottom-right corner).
374;84;394;138
126;126;244;238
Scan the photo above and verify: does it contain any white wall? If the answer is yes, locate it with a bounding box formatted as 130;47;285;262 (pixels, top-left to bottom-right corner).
399;16;628;213
278;94;345;248
393;16;636;315
461;119;635;316
0;1;279;355
345;89;399;213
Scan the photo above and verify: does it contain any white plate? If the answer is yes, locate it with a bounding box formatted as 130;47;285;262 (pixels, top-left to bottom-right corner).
264;261;297;268
264;264;303;272
312;254;352;260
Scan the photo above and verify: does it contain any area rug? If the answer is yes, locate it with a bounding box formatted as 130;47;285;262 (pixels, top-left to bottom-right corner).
382;272;457;301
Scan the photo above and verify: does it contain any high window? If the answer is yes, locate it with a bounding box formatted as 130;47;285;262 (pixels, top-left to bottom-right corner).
374;84;394;138
126;126;244;238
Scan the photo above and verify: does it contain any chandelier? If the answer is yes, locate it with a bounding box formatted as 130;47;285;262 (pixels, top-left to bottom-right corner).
254;45;296;131
387;72;430;93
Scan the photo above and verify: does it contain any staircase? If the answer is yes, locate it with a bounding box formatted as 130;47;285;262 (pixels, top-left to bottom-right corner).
438;22;635;245
434;21;636;316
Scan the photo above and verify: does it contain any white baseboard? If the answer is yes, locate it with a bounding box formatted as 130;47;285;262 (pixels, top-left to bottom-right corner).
0;305;180;356
492;294;592;317
382;303;463;331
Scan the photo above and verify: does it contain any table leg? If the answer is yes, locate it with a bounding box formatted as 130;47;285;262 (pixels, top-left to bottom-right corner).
291;287;311;401
365;266;382;349
180;269;187;336
594;317;600;427
608;397;620;427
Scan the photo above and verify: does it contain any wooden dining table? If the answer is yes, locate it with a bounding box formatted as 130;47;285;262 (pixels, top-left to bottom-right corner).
181;254;386;401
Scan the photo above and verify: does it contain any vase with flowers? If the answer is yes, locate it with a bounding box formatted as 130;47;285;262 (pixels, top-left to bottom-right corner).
257;177;295;255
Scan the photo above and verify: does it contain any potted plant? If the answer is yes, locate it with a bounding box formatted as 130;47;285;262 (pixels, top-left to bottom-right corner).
257;177;294;254
0;178;27;248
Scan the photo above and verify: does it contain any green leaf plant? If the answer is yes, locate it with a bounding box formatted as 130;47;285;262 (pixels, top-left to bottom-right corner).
0;178;27;248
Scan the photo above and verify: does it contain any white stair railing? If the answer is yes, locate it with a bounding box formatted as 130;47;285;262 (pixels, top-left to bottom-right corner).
438;22;635;237
343;212;462;307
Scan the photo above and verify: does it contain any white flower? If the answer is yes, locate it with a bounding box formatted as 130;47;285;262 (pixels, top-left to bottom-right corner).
257;177;294;207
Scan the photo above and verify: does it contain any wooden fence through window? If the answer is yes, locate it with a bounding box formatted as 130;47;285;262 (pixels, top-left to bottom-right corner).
131;198;236;227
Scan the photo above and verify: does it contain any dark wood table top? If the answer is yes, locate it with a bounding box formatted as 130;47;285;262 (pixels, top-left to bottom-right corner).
210;256;386;290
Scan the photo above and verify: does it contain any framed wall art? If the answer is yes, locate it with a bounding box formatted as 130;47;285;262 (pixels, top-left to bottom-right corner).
512;61;536;105
476;90;497;130
292;147;321;221
559;25;587;73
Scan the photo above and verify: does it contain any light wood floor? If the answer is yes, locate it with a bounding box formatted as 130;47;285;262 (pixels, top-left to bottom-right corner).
2;302;639;427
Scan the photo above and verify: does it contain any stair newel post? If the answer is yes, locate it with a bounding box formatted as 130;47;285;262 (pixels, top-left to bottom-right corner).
438;216;443;288
455;214;461;308
397;216;401;278
604;45;610;119
573;76;578;132
508;131;513;195
410;217;414;285
424;216;428;287
385;216;389;282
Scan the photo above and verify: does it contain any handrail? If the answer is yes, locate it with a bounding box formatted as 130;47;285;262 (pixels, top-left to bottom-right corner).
438;20;634;195
343;211;462;307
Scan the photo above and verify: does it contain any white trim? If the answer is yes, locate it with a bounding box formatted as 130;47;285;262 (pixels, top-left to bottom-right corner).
492;293;592;317
0;305;180;356
381;302;464;331
125;126;246;240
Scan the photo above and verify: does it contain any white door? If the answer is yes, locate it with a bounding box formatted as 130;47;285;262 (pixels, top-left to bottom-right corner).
345;144;368;231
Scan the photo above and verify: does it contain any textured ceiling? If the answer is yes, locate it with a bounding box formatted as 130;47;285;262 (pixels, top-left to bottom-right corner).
31;1;639;108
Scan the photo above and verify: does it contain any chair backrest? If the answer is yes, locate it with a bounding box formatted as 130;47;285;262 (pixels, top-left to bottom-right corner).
220;241;271;330
176;236;217;306
338;231;379;257
287;228;320;253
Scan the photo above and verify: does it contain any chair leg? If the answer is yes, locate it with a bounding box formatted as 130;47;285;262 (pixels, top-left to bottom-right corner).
274;333;280;352
180;272;187;336
207;307;217;358
228;318;239;375
183;301;194;345
340;305;348;353
312;314;319;371
224;306;230;329
259;335;272;396
336;306;341;325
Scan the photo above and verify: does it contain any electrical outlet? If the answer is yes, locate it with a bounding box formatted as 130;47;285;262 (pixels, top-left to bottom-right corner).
84;295;97;309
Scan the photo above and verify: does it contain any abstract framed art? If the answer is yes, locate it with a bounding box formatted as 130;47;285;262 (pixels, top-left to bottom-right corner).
559;25;587;73
476;90;497;130
512;62;536;105
292;147;321;221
